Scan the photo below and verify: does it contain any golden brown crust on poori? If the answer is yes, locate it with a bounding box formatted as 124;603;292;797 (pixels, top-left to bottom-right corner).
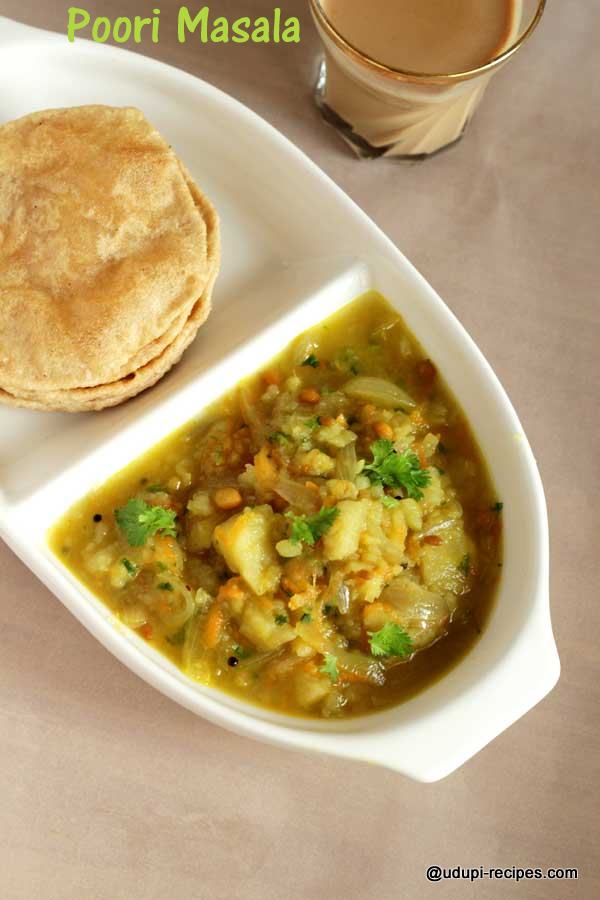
0;106;217;396
0;159;220;412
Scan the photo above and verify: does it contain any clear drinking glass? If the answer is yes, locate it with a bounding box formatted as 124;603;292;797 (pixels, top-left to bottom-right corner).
309;0;546;159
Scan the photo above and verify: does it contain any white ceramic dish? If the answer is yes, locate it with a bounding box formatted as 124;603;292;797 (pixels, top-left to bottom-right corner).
0;16;559;782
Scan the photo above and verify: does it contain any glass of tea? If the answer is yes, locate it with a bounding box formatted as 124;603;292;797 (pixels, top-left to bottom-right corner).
309;0;546;159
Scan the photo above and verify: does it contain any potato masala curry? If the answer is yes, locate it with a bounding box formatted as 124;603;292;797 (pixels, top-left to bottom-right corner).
50;293;502;718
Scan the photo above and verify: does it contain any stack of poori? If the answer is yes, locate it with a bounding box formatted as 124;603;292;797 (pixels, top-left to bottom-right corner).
0;105;220;412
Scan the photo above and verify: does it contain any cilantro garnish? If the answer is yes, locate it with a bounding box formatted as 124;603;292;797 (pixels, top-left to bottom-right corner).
158;582;174;591
364;440;431;500
121;558;139;576
233;644;253;660
458;554;471;576
492;502;504;514
274;613;289;625
369;623;413;659
268;431;291;446
302;354;319;368
319;653;339;683
286;506;340;546
304;417;320;430
300;612;312;623
115;499;177;547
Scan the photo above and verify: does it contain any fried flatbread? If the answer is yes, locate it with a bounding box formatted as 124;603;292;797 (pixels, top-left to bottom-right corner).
0;161;220;412
0;106;218;397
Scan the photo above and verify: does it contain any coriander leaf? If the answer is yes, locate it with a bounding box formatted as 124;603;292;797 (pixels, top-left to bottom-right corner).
319;653;339;683
286;506;340;546
381;496;400;509
369;623;413;659
300;612;312;623
304;417;320;430
302;354;319;368
268;431;291;446
492;501;504;514
458;554;471;576
364;440;431;500
274;613;289;625
121;558;139;576
158;582;174;591
286;516;314;545
115;499;177;547
233;644;253;660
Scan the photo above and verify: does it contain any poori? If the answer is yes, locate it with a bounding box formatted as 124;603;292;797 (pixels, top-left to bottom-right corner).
0;105;220;411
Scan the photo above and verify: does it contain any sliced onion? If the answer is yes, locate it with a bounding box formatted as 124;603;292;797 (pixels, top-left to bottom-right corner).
343;376;415;410
236;648;284;670
296;618;385;686
121;603;148;629
156;584;197;632
336;582;351;615
291;335;319;368
380;576;450;651
274;475;320;513
336;443;358;481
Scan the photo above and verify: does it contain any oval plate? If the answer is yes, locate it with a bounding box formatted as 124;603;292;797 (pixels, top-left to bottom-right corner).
0;16;559;781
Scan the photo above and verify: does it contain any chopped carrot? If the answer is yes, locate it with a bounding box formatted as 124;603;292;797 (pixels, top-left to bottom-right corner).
217;577;247;603
303;660;320;676
319;415;335;427
417;445;428;469
304;480;320;493
374;421;394;440
339;670;372;685
262;370;280;386
203;603;225;649
139;624;153;641
423;535;443;546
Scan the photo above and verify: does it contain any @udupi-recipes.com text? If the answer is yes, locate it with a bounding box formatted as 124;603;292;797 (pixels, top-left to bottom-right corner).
426;865;579;883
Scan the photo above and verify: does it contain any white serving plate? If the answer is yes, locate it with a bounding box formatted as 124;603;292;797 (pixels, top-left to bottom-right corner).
0;16;559;782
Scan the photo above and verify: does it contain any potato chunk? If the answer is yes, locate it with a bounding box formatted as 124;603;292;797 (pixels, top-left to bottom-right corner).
239;598;296;651
322;499;369;561
213;505;281;595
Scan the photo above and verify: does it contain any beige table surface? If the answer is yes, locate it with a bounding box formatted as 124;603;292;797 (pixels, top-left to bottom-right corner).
1;2;598;898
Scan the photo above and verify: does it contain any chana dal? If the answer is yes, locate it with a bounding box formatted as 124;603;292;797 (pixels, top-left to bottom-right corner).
50;293;502;718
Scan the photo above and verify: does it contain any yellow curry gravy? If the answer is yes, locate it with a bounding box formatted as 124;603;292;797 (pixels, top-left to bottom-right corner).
50;293;502;718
